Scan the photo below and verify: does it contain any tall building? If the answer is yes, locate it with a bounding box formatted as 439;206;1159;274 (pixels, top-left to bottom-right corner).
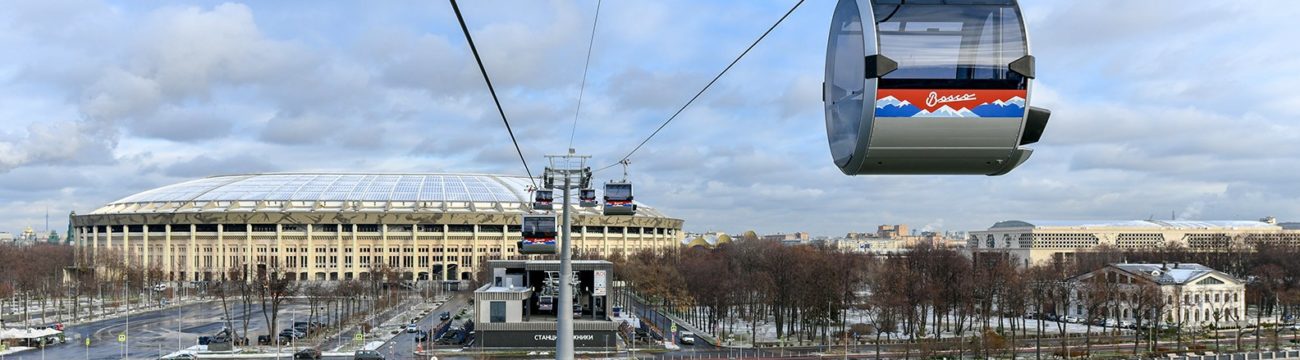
969;218;1300;266
71;173;684;282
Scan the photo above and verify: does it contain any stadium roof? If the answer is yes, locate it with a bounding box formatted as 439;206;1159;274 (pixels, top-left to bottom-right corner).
91;173;670;217
989;220;1281;230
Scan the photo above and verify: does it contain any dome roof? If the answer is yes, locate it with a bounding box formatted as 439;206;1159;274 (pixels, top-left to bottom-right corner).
716;233;733;245
686;236;711;248
90;173;671;217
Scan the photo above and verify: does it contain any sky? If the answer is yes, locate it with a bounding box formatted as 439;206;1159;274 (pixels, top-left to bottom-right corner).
1;0;1299;237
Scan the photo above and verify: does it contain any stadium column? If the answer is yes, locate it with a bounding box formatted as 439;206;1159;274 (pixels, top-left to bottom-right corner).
306;223;314;280
165;224;172;281
143;224;150;271
471;226;479;281
122;224;130;268
441;225;450;282
381;223;389;274
245;224;252;281
350;224;359;280
188;224;196;282
276;224;284;278
217;224;225;279
622;226;629;256
92;225;99;268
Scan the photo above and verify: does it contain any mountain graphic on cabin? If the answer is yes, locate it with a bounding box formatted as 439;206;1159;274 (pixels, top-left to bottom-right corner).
875;95;1025;118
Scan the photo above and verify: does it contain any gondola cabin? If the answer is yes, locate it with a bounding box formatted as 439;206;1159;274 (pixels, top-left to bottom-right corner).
518;214;558;255
533;189;554;211
579;189;598;208
824;0;1050;175
602;182;635;216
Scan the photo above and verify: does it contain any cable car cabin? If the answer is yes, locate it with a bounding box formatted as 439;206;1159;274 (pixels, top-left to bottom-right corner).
518;214;558;255
533;189;554;211
824;0;1050;175
603;182;636;216
579;189;598;208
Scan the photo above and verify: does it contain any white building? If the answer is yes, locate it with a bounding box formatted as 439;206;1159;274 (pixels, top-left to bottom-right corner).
969;219;1300;267
1067;263;1245;329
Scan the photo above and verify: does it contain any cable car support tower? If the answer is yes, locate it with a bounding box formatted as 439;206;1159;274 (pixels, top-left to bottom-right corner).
543;149;591;359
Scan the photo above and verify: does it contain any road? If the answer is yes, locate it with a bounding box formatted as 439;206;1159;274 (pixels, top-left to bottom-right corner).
4;299;337;360
369;293;468;360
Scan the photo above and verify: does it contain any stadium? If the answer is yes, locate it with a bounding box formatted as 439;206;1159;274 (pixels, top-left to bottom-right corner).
70;173;684;282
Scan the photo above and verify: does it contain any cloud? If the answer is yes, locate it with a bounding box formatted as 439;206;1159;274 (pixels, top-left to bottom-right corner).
3;0;1300;237
163;154;278;178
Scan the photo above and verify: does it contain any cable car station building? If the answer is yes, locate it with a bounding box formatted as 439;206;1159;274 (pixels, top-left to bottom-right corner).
69;173;683;282
473;260;619;348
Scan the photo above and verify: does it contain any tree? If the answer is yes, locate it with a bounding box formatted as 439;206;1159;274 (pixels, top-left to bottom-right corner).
257;269;299;344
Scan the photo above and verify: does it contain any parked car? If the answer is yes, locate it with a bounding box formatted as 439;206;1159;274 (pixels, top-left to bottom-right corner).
1063;316;1080;323
354;349;385;360
406;326;421;333
293;348;322;360
679;331;696;345
414;330;430;342
257;335;273;345
281;328;306;339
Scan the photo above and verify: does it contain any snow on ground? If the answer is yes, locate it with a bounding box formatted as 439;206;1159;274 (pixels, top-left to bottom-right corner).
704;308;1143;347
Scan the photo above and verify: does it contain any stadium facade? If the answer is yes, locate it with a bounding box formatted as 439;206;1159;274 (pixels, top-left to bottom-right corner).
70;173;684;282
969;218;1300;266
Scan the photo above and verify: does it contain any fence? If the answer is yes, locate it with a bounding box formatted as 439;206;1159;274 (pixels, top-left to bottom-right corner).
1173;350;1300;360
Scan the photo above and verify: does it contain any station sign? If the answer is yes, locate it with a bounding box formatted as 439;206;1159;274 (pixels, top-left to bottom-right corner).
593;270;607;296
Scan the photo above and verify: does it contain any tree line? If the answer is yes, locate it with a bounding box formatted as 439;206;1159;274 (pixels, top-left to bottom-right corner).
608;239;1300;358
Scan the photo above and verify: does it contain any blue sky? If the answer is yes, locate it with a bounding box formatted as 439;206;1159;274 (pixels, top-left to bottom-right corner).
2;0;1299;237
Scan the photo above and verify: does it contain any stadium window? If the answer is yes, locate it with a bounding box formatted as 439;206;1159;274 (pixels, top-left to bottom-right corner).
356;224;380;232
419;224;443;232
507;225;522;233
585;226;605;233
448;224;474;232
387;224;413;232
282;224;303;232
195;224;218;232
479;225;504;233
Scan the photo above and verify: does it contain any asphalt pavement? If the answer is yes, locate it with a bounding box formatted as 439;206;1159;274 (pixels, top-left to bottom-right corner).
4;299;336;360
370;293;468;360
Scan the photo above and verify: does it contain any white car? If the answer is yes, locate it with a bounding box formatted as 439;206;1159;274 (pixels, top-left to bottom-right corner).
679;331;696;345
1063;316;1080;323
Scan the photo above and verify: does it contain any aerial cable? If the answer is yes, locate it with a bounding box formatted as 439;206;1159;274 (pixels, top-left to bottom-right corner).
568;0;603;150
596;0;805;172
449;0;536;185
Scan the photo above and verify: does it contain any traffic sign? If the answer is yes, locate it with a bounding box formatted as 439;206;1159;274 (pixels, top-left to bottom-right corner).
353;332;364;343
670;323;677;332
118;333;126;343
85;338;91;346
1;343;8;351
